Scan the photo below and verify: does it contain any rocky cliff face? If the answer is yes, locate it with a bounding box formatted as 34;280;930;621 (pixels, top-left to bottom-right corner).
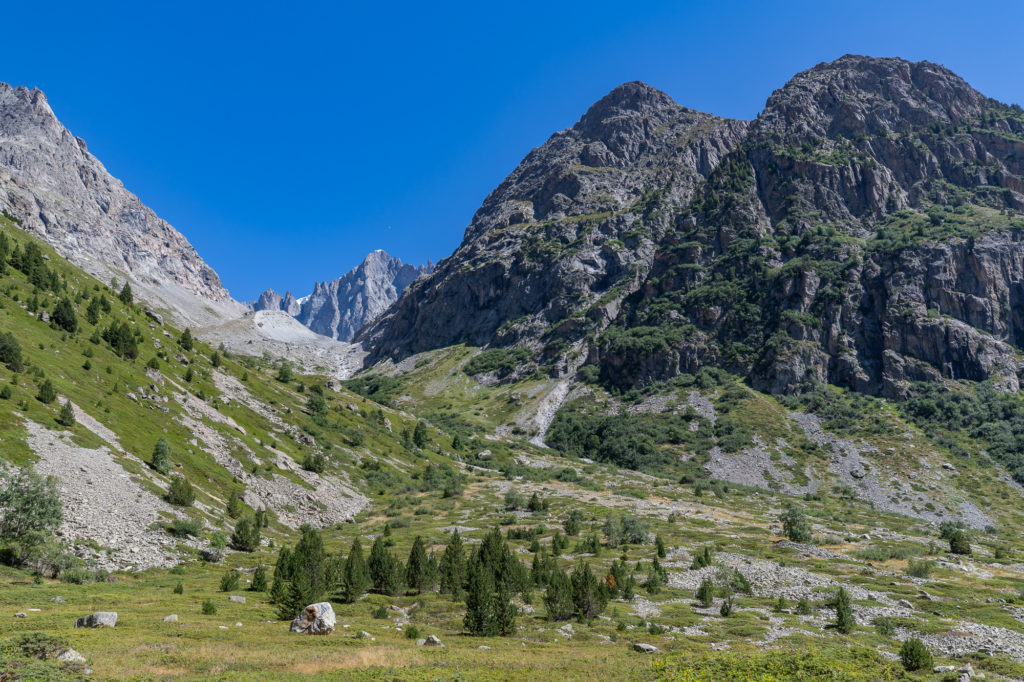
0;82;243;325
256;250;431;341
358;82;748;361
361;56;1024;399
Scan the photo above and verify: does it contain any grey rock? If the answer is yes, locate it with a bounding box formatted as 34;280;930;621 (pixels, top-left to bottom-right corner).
75;611;117;628
415;638;426;646
289;602;335;635
57;648;86;663
229;595;246;603
14;612;26;618
144;309;164;326
423;634;444;647
163;614;178;622
632;643;660;653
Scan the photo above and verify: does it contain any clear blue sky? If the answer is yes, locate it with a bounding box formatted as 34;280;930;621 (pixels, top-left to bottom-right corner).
3;1;1022;300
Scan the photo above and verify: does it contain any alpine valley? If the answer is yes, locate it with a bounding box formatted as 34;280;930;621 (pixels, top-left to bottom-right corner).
3;55;1024;680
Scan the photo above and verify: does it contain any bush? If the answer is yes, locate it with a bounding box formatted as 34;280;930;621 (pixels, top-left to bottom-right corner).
173;581;184;594
0;466;63;566
372;605;388;619
230;516;261;552
165;476;195;506
780;505;812;543
201;599;217;615
905;558;933;578
0;332;23;372
899;638;932;671
220;570;240;592
404;625;420;639
166;518;202;538
948;529;971;555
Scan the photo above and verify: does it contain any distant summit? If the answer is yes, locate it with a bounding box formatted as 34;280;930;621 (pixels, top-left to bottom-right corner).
254;250;432;341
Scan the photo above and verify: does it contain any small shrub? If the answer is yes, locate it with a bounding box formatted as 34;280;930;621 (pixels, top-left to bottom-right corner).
404;625;420;639
874;617;895;636
899;638;932;671
201;598;217;615
795;597;812;615
173;581;184;594
696;577;715;607
166;476;195;506
220;570;240;592
167;518;202;538
906;558;933;578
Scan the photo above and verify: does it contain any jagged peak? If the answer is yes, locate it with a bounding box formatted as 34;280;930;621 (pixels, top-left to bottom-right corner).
575;81;681;136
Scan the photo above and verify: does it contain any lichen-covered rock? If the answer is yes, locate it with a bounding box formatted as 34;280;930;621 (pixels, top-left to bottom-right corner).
289;602;335;635
75;611;117;628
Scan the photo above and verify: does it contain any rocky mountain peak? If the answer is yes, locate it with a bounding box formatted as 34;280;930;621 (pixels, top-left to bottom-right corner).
0;81;241;325
758;55;988;140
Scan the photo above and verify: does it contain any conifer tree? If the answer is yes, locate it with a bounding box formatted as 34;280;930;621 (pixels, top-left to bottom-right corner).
543;569;574;621
36;378;56;404
151;436;172;474
406;535;428;593
464;559;496;635
494;580;517;635
179;328;194;351
340;537;370;603
52;297;77;333
57;400;75;427
834;586;855;634
439;530;466;598
412;420;428;448
230;516;261;552
119;281;133;305
250;564;267;592
571;559;606;620
655;534;666;558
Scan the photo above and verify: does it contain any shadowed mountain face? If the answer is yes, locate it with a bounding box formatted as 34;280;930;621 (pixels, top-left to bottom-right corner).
0;82;243;325
254;250;432;341
359;56;1024;398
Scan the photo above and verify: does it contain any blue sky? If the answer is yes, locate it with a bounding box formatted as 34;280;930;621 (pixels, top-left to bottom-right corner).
3;1;1022;300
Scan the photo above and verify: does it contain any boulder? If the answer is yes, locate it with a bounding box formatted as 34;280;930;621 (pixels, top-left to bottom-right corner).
229;595;246;603
57;648;86;663
423;635;444;647
163;614;178;622
14;612;26;618
75;611;117;628
144;309;164;326
289;602;335;635
632;643;659;653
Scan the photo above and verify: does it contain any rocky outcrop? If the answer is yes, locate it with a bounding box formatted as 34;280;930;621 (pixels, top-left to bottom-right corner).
253;289;301;316
0;82;244;326
289;602;335;634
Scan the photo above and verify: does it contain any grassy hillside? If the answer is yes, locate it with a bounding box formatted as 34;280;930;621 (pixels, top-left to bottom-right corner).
4;214;1024;679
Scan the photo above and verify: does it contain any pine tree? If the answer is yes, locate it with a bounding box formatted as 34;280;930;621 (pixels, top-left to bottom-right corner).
369;535;391;591
571;559;606;620
780;504;813;543
696;577;715;607
494;581;517;635
119;281;133;305
52;298;77;333
690;545;713;570
655;535;666;558
179;328;194;351
231;516;261;552
275;546;294;582
439;530;466;598
151;436;172;474
412;420;428;448
250;564;267;592
279;526;328;617
406;535;428;593
834;586;855;634
36;379;56;404
340;537;370;603
464;559;496;635
57;400;75;427
544;569;575;621
226;489;244;518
